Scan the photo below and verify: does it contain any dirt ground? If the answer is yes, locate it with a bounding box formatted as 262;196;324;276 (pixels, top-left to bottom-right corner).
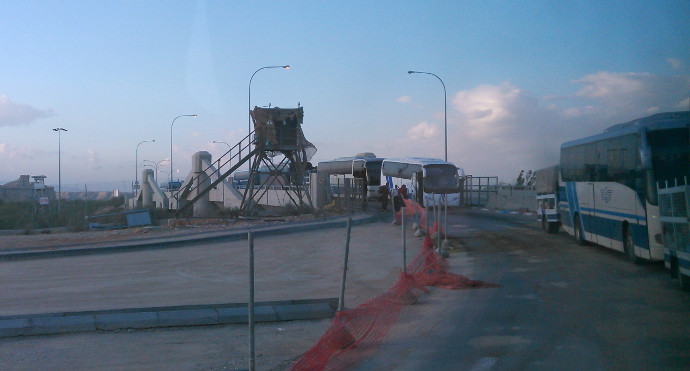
0;212;345;252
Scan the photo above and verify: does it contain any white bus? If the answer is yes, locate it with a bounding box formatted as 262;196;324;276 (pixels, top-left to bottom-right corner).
558;111;689;269
317;153;383;199
352;157;384;198
535;165;560;234
382;157;462;204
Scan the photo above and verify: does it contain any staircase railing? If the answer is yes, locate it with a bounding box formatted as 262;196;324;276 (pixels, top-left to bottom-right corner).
172;131;256;215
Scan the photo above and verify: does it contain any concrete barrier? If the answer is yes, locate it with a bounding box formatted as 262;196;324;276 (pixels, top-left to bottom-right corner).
486;189;536;211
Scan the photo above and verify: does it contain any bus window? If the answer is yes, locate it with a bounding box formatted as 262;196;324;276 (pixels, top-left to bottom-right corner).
648;128;689;186
366;161;383;187
424;165;458;193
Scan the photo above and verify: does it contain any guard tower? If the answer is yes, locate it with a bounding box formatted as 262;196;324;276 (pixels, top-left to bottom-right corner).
241;106;316;213
32;175;50;207
172;105;316;216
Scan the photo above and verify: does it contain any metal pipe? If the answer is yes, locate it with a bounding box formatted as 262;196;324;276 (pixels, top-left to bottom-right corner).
402;206;407;273
444;193;448;245
338;217;352;312
248;231;255;371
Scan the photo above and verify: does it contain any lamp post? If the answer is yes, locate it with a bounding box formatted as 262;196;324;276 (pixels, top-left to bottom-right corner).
249;65;290;171
408;70;449;251
144;159;168;184
408;70;447;162
135;139;155;191
52;128;68;215
213;140;231;151
170;114;197;188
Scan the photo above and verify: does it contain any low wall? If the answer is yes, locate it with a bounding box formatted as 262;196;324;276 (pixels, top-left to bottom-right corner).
486;189;536;211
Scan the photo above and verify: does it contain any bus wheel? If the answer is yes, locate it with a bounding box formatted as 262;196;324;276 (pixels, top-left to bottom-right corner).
574;217;585;245
624;227;641;265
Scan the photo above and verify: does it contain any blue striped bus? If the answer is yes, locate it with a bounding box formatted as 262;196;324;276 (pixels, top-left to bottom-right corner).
558;111;689;272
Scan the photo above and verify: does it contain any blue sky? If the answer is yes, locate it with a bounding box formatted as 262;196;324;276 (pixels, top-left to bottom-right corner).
1;0;689;190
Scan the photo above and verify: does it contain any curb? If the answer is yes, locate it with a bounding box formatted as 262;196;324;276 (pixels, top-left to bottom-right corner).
0;298;338;338
0;214;379;261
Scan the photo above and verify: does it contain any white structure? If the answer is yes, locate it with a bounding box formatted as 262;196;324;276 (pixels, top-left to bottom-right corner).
129;168;168;209
314;152;382;209
382;157;463;205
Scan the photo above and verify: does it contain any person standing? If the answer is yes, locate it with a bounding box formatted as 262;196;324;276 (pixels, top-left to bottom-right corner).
399;184;408;199
378;182;389;210
392;185;401;212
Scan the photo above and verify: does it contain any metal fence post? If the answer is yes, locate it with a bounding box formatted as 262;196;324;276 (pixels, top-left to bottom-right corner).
338;217;352;312
248;231;255;371
402;206;407;273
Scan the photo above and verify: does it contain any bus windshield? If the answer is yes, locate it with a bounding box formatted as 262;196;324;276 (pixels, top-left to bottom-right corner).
648;128;689;185
424;165;458;193
366;161;383;187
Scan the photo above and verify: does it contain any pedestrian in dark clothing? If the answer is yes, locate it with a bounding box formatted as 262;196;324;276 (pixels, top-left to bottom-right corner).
378;183;389;210
400;184;408;200
392;185;402;212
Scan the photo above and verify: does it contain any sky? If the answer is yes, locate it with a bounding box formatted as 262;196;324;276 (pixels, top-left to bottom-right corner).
1;0;689;191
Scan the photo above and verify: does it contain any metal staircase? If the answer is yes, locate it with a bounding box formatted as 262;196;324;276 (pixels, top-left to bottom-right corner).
173;131;256;216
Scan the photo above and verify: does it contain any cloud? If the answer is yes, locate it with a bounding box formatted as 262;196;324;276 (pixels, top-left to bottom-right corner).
435;71;690;182
678;97;690;111
667;58;683;69
0;95;54;127
407;121;438;140
88;148;103;171
397;96;411;103
571;71;690;116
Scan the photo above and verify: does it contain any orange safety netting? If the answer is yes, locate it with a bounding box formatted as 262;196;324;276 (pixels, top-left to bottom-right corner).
289;234;500;370
394;198;445;237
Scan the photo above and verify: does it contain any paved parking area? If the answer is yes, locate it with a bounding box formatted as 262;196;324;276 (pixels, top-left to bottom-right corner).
1;221;419;317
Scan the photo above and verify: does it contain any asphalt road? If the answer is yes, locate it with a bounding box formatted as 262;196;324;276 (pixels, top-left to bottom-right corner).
353;208;690;370
1;208;689;370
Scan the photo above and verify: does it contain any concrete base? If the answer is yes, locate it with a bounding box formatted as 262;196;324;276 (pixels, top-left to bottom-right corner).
0;299;337;338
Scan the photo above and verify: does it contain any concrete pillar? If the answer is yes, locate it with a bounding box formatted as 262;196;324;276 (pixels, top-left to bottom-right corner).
142;169;154;208
344;178;351;209
311;171;329;210
192;151;215;217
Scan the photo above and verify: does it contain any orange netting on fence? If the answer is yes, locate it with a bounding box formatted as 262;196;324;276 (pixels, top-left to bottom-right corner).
394;198;445;237
289;233;500;370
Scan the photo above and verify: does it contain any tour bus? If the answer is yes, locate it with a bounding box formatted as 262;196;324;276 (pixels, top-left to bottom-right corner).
382;157;462;204
317;153;382;199
558;111;689;271
658;177;690;290
352;157;384;198
535;165;560;233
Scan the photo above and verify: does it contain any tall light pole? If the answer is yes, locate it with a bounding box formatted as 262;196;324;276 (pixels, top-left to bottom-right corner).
170;114;197;188
135;139;155;191
408;70;450;251
408;70;447;162
52;128;68;215
144;159;168;184
249;65;290;171
213;140;231;152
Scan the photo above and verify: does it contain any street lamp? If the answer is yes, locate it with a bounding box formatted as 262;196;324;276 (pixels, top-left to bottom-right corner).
170;114;197;188
408;70;449;252
213;140;232;153
144;159;169;184
408;70;447;162
249;65;290;171
135;139;155;191
52;128;68;215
